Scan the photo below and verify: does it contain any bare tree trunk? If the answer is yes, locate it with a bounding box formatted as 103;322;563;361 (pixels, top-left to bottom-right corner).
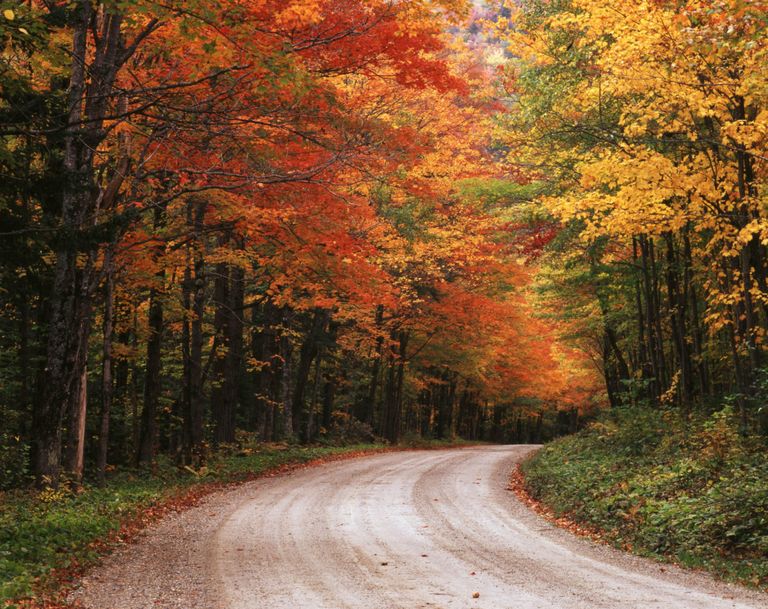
64;366;88;484
383;330;408;444
683;233;709;395
97;249;115;485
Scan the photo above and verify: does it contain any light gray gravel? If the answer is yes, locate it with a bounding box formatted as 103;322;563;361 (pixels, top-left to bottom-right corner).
72;446;768;609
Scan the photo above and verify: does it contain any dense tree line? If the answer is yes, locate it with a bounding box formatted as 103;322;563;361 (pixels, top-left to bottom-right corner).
0;0;600;488
499;0;768;432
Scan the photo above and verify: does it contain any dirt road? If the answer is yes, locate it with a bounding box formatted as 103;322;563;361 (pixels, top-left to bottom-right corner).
75;446;768;609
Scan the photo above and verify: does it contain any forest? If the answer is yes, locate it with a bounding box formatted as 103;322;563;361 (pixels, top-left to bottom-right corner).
0;0;766;486
1;0;767;602
0;0;605;490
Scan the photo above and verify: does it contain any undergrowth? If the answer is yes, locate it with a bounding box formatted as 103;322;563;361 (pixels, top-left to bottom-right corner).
522;406;768;589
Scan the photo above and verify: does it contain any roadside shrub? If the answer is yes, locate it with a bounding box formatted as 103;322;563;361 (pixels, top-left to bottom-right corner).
521;406;768;588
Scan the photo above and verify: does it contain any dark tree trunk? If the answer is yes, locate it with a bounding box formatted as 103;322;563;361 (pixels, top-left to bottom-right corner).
32;1;93;487
18;293;30;423
280;310;294;439
683;233;709;395
137;208;165;467
185;199;207;465
226;262;244;440
382;331;408;444
97;249;115;485
291;309;328;437
305;353;323;442
639;235;662;402
322;373;336;431
252;302;280;441
664;234;693;407
211;242;231;447
34;1;130;486
360;305;384;425
380;334;396;440
137;291;163;465
130;310;141;456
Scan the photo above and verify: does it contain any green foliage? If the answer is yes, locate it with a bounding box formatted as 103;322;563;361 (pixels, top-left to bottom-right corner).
522;407;768;588
0;433;29;491
456;178;547;211
0;478;167;602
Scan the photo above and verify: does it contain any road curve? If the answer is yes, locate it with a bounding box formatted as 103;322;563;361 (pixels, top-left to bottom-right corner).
75;446;768;609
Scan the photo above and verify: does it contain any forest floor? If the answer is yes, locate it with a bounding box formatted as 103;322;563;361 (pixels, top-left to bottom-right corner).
520;407;768;592
70;446;768;609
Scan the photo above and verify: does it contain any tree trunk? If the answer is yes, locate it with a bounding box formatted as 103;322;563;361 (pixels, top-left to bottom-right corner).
639;235;662;402
18;292;30;425
211;244;231;447
383;330;408;444
188;200;207;465
252;302;280;441
64;365;88;484
137;208;165;467
306;352;323;442
97;249;115;485
34;1;128;486
226;262;244;441
291;309;328;436
280;330;294;439
360;305;384;425
664;234;693;407
322;373;336;431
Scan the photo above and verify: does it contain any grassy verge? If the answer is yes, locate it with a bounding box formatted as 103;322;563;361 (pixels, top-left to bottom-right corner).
1;443;393;606
520;406;768;589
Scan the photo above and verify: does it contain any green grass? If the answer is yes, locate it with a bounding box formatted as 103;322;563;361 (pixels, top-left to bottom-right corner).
0;443;387;604
522;406;768;589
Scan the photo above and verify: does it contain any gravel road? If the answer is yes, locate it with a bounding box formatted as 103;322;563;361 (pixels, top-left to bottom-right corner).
73;445;768;609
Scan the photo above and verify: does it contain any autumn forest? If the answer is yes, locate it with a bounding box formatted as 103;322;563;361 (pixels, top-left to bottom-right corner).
1;0;767;494
2;0;768;603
